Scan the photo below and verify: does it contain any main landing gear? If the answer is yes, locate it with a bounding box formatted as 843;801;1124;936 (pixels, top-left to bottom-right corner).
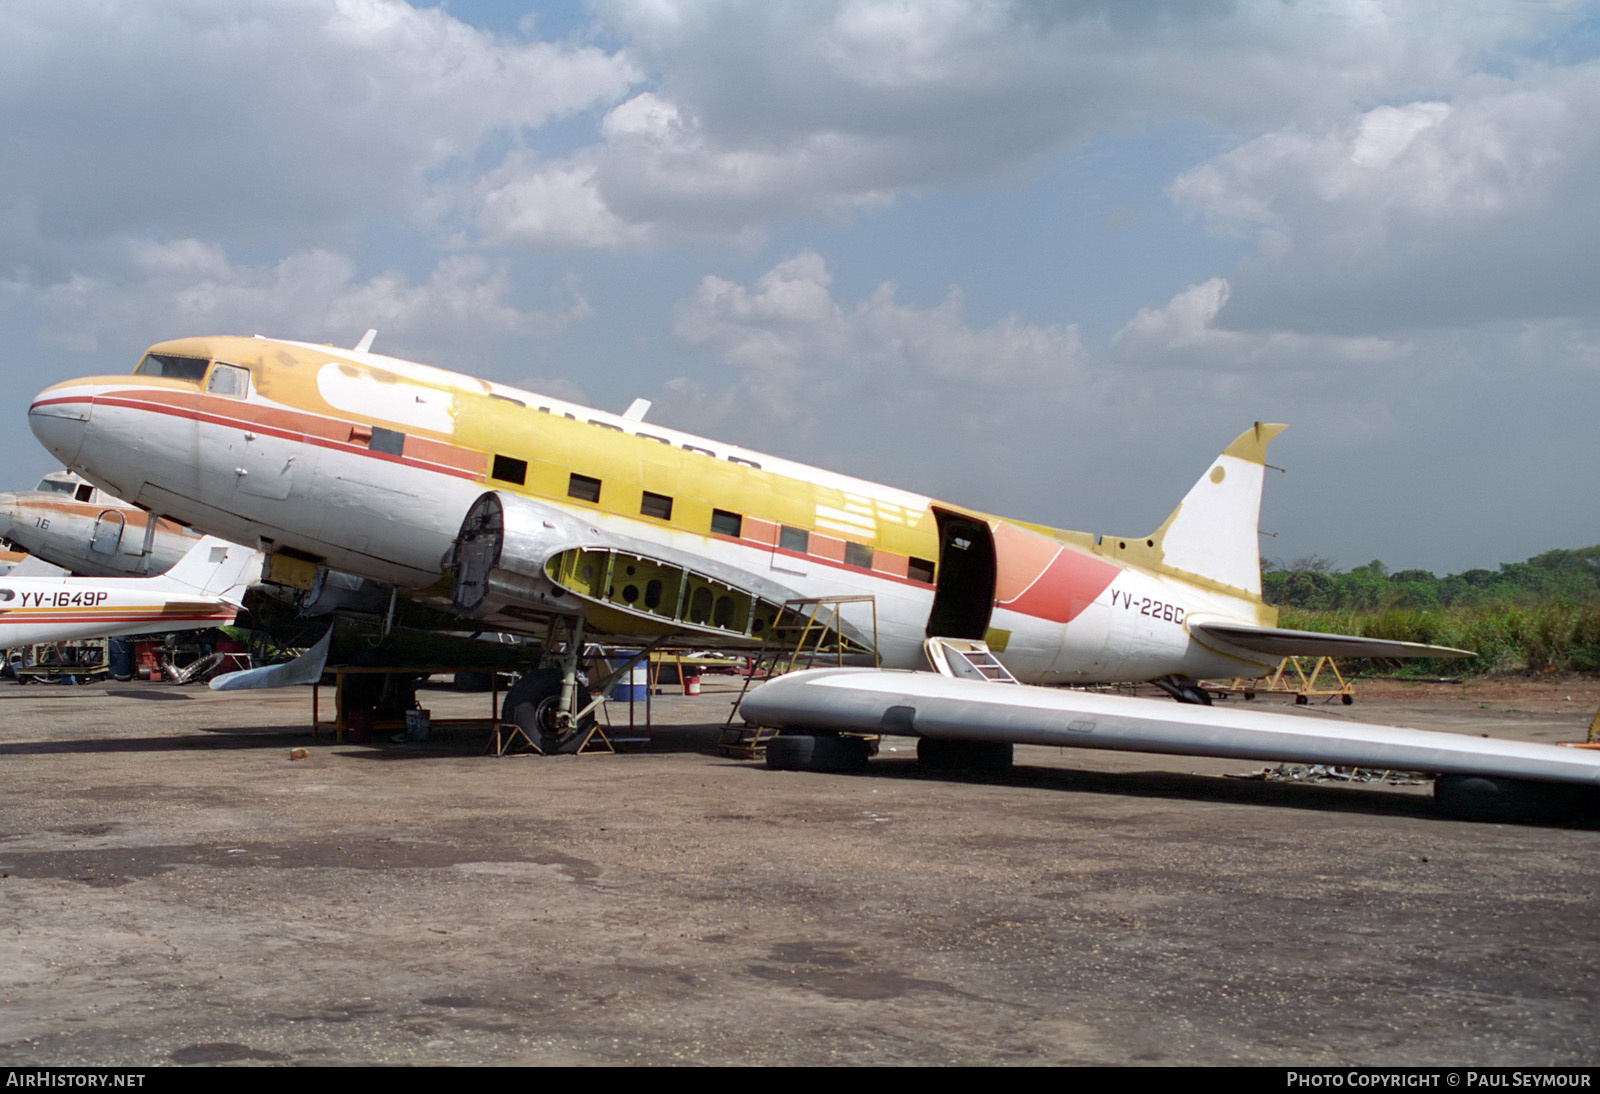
502;667;596;755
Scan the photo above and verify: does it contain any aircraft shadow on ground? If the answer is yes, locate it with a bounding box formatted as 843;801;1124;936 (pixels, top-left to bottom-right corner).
738;754;1600;829
7;719;1593;828
0;727;323;756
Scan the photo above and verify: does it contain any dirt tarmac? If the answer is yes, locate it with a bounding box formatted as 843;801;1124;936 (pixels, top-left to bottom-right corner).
1;675;1597;1066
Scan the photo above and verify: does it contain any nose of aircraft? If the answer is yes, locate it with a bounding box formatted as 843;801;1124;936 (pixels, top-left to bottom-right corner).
28;385;92;467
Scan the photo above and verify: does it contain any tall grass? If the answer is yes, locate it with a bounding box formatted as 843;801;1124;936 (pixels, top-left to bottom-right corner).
1279;602;1600;675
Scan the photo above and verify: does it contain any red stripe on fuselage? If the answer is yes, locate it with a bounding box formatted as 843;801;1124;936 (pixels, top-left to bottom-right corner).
90;389;484;481
996;546;1120;624
76;389;949;592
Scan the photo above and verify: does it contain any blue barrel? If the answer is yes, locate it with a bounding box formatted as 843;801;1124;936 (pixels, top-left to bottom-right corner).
107;638;134;681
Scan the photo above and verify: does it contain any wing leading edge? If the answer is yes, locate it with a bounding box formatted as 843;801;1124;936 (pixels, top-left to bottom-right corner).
739;669;1600;787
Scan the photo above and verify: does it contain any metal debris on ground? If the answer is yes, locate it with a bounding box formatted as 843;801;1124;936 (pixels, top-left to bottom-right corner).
1230;763;1431;786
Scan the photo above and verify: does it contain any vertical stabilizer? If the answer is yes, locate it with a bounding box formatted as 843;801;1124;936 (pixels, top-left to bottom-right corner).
1148;423;1286;598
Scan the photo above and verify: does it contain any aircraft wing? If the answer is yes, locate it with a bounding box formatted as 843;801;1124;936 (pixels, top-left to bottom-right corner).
6;556;69;578
1187;619;1473;661
739;669;1600;787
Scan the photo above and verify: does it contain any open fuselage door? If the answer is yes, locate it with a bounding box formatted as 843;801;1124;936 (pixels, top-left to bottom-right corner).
925;508;996;640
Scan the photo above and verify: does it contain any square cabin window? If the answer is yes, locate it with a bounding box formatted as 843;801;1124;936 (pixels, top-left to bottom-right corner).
568;473;602;503
369;427;405;456
844;542;874;570
710;509;742;537
491;455;527;486
908;556;936;584
779;526;809;554
641;491;673;520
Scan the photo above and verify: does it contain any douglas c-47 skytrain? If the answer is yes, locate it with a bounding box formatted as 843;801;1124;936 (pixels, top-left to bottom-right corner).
27;334;1459;675
32;332;1590;820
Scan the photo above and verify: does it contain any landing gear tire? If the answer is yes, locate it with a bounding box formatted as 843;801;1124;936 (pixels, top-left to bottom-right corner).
765;732;871;773
1434;774;1588;823
917;738;1013;774
505;668;595;755
1154;676;1213;706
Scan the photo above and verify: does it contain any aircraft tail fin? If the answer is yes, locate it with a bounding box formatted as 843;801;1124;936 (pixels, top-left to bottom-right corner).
1142;422;1286;599
157;536;264;605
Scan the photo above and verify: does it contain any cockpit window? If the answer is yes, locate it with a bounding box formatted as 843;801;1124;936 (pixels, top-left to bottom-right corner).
135;353;209;381
36;478;73;495
206;363;250;398
74;484;93;502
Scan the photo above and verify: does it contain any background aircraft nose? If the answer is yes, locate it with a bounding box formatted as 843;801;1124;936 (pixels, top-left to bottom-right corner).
28;389;91;467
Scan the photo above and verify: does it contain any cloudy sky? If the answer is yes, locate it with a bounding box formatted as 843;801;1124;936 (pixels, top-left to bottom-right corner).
4;0;1598;574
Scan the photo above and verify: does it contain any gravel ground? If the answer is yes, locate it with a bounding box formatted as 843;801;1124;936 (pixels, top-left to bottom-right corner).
0;675;1596;1066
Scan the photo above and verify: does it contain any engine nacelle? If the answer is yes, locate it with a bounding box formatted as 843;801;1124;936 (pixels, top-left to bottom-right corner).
450;491;594;620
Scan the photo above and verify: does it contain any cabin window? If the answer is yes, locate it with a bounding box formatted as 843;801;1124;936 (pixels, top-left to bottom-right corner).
568;473;601;504
844;542;874;570
641;491;673;520
369;427;406;456
491;455;527;486
711;509;742;538
779;526;809;554
909;557;936;584
135;353;209;381
206;363;250;398
490;393;525;407
0;589;13;602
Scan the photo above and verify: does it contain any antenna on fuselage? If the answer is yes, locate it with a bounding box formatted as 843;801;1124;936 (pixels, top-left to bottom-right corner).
353;329;378;354
622;398;651;422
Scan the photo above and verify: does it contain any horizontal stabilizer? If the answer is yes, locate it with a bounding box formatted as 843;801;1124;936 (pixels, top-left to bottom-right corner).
1188;620;1473;661
161;535;264;603
740;669;1600;787
210;627;332;691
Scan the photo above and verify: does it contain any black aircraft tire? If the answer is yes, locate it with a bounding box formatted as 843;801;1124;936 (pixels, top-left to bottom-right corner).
917;738;1014;774
1434;774;1589;823
766;733;870;773
505;669;595;756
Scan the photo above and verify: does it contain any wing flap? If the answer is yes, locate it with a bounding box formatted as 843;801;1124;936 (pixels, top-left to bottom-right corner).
210;627;331;691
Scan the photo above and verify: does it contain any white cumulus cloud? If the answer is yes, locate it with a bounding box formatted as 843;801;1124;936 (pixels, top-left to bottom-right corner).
1171;62;1600;333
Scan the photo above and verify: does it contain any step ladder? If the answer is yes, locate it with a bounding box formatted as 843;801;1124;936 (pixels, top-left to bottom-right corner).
718;595;879;758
